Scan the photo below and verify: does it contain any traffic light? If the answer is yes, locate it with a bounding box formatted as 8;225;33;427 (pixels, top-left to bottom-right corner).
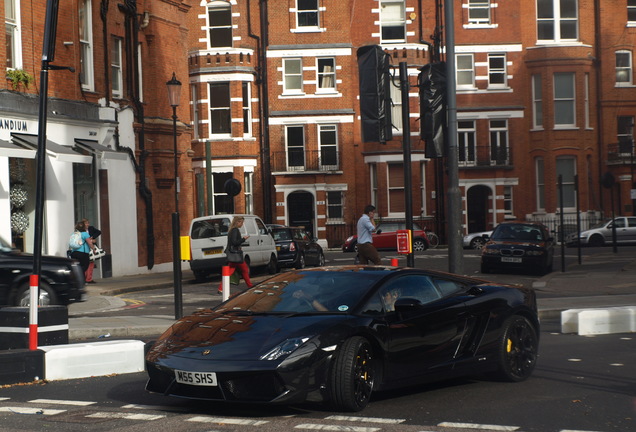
357;45;393;144
419;62;446;158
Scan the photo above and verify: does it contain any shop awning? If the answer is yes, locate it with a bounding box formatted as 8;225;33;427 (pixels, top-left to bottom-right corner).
11;133;92;164
74;139;128;160
0;138;36;159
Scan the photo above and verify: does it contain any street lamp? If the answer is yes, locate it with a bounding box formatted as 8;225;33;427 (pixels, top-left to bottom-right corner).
166;72;183;319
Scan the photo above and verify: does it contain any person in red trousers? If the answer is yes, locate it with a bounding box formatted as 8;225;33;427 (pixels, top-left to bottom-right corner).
218;216;253;294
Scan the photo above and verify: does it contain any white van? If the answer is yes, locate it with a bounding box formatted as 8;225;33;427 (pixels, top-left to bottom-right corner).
189;214;278;281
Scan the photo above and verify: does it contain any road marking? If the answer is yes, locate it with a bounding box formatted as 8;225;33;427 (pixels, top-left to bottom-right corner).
28;399;95;406
326;415;405;424
0;398;9;402
438;422;519;431
188;416;269;425
294;425;380;431
122;403;189;412
86;412;166;421
560;430;606;432
0;407;66;415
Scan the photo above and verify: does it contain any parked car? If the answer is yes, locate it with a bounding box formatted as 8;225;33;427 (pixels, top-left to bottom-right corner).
146;265;539;412
480;222;555;275
269;226;325;269
342;222;429;252
463;230;493;250
0;236;86;306
189;214;278;281
565;217;636;247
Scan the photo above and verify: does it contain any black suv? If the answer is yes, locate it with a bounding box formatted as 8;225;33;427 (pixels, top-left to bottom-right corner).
269;226;325;270
0;236;86;306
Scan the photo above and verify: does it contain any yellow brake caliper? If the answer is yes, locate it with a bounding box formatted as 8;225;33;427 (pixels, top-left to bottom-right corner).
507;338;513;353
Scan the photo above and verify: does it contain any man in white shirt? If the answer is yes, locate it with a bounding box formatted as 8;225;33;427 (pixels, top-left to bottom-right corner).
356;205;381;264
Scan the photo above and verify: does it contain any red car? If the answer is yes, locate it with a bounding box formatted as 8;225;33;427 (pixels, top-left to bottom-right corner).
342;222;430;252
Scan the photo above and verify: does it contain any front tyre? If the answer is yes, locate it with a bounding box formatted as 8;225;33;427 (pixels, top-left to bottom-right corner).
15;281;58;306
494;315;538;382
266;254;278;274
412;238;428;252
328;336;375;412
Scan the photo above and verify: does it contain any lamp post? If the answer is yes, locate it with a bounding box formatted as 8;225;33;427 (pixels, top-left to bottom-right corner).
166;72;183;319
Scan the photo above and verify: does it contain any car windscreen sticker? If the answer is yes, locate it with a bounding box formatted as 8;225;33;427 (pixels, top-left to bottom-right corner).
338;305;349;312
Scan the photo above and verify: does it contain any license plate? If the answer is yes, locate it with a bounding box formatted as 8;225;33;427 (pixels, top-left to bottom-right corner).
501;257;522;263
175;370;217;386
204;248;223;256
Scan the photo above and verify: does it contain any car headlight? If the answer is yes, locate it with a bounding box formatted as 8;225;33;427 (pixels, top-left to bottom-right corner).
482;248;500;255
345;236;354;243
260;337;310;361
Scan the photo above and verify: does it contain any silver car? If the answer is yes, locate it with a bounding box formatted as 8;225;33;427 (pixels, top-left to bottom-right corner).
462;230;493;250
566;217;636;247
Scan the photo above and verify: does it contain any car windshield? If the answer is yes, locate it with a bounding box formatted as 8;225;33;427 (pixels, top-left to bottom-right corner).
216;269;387;314
0;236;14;252
491;224;544;242
191;218;231;239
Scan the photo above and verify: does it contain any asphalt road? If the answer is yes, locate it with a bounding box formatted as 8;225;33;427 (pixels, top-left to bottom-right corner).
0;318;633;432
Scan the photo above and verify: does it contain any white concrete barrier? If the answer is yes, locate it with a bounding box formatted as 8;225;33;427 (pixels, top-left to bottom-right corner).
561;307;636;335
39;340;145;380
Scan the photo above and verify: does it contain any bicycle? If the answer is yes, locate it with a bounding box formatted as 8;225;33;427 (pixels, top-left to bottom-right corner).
426;230;439;249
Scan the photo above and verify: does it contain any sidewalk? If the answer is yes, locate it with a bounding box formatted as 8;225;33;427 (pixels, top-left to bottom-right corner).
66;249;636;340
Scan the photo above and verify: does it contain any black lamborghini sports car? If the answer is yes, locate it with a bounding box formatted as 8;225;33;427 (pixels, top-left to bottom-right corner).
146;265;539;411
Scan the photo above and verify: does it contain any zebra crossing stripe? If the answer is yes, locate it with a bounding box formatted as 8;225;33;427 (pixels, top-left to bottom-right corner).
294;424;380;431
325;415;405;424
86;412;166;421
188;416;269;426
28;399;95;406
438;422;519;431
122;403;190;412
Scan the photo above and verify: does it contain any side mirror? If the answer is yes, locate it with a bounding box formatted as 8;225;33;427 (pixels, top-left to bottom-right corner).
482;234;490;240
393;297;421;311
376;229;383;234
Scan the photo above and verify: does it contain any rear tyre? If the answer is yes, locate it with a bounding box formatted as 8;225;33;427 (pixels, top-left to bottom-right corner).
317;252;325;267
266;254;278;274
493;315;538;382
15;281;58;307
328;336;375;412
295;254;306;269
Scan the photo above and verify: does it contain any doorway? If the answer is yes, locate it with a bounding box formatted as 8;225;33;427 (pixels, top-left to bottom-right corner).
287;191;315;237
466;185;492;233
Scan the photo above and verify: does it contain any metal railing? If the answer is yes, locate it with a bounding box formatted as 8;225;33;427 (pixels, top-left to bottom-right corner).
607;142;635;165
271;150;341;173
527;214;603;243
458;145;511;167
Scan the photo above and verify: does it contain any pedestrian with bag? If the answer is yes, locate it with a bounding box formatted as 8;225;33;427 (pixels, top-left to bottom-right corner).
356;205;381;265
69;220;93;281
218;216;253;294
81;218;102;284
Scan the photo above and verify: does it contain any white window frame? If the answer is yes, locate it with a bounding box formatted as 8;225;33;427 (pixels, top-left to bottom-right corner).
536;0;578;43
285;125;306;171
111;36;123;98
553;72;576;128
458;120;476;166
318;124;338;170
242;82;252;137
467;0;491;25
387;162;405;217
556;156;577;211
456;54;475;89
488;53;507;88
536;157;545;211
503;185;513;217
244;172;253;214
615;50;633;86
316;57;336;92
326;190;344;222
629;0;636;24
209;82;232;136
617;116;634;156
283;58;304;94
207;1;232;49
5;0;22;70
532;74;543;129
489;119;509;165
584;73;590;129
79;0;94;91
389;73;403;135
137;43;144;102
380;0;406;43
370;163;378;208
296;0;319;28
191;84;199;139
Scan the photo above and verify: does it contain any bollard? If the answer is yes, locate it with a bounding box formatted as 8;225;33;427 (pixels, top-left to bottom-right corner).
221;265;231;301
391;258;398;267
